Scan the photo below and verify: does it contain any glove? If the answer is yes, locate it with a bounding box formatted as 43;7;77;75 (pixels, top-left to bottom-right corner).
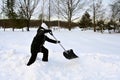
48;29;52;32
49;31;53;35
56;41;60;43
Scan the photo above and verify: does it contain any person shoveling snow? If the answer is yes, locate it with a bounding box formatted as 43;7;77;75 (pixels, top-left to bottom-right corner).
27;23;60;66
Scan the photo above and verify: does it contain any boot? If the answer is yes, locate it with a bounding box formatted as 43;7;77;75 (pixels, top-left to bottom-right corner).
42;58;48;62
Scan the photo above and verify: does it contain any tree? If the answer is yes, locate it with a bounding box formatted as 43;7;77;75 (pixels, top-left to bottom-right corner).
111;0;120;20
107;19;116;33
79;11;92;30
3;0;18;31
96;20;104;33
1;0;6;19
4;0;17;19
48;0;51;28
1;0;6;31
90;0;105;32
54;0;84;30
18;0;40;31
93;0;96;32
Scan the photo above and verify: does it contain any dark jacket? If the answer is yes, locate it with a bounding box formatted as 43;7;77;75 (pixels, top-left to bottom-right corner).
31;27;57;53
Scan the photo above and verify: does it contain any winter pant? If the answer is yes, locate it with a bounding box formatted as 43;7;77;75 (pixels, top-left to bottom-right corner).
27;46;48;66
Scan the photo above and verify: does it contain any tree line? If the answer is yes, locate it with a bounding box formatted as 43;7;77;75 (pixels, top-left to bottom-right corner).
0;19;78;31
0;0;120;32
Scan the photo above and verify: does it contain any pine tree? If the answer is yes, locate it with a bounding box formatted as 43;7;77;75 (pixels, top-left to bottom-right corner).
96;20;104;33
4;0;17;31
4;0;17;19
79;11;92;30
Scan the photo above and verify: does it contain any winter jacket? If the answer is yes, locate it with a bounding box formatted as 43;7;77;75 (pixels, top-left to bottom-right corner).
31;27;57;53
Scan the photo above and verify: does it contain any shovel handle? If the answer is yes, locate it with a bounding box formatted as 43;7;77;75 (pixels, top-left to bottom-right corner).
49;32;66;51
58;43;66;51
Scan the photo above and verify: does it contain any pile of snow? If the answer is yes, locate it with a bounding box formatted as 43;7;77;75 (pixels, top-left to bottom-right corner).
0;28;120;80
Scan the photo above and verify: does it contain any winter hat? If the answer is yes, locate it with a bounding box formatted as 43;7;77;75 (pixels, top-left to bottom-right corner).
41;23;48;29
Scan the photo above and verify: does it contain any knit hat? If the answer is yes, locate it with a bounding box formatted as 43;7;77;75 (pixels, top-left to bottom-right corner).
41;23;48;29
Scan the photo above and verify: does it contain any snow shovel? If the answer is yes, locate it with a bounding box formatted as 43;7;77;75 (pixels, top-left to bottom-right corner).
49;32;78;59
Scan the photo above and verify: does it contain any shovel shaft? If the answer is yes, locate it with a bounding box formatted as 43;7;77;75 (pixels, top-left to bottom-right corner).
50;33;66;51
58;43;66;51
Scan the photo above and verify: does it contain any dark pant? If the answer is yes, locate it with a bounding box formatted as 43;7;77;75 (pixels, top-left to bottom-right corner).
27;46;48;66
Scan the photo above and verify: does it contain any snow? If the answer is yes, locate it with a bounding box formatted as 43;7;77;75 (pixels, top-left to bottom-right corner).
0;28;120;80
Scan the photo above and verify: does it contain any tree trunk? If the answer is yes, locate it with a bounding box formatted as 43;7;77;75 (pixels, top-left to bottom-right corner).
26;19;30;31
93;0;96;32
68;19;71;31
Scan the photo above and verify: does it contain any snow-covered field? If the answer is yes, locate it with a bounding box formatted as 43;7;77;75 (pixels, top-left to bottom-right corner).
0;28;120;80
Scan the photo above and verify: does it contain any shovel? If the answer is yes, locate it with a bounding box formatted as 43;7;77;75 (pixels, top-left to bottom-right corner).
49;32;78;59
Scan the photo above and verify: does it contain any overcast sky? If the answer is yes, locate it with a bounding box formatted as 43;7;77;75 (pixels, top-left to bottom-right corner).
0;0;115;20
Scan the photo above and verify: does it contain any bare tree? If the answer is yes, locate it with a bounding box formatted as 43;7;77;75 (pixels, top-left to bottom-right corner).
39;0;48;22
41;0;45;22
1;0;17;31
18;0;40;31
0;0;6;31
93;0;96;32
110;0;120;32
111;0;120;20
57;0;60;27
0;0;6;19
48;0;51;27
92;0;105;32
53;0;84;29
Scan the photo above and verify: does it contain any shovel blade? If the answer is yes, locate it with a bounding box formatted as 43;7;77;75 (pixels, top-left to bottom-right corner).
63;49;78;59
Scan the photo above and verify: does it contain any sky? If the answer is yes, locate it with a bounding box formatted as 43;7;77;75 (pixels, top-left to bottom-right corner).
0;0;115;20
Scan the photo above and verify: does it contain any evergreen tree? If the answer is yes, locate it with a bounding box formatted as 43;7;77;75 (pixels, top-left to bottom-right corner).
96;20;104;33
4;0;17;19
4;0;17;31
79;11;92;30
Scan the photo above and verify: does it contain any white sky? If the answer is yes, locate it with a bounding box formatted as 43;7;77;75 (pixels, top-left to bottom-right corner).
0;0;115;20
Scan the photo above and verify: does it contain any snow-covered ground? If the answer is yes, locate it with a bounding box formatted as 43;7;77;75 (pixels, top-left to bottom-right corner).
0;28;120;80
